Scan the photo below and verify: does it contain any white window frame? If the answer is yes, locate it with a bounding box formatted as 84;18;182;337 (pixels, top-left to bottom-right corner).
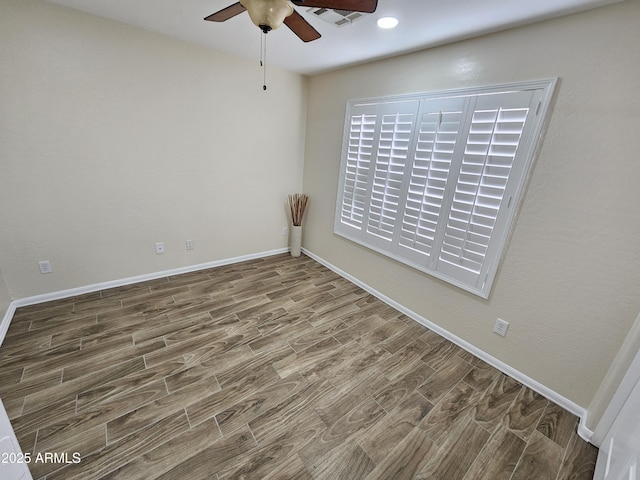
334;79;557;298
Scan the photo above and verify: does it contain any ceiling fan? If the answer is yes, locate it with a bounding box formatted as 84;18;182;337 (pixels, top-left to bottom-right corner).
205;0;379;42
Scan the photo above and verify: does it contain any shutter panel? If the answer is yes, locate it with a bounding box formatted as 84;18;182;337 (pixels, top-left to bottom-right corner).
338;107;377;231
398;97;467;264
436;90;537;287
365;101;418;246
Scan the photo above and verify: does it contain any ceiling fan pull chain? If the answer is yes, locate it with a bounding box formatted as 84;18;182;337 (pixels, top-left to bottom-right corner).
262;31;267;90
260;30;264;67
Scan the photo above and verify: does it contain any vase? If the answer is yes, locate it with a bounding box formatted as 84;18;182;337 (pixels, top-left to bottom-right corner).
290;225;302;257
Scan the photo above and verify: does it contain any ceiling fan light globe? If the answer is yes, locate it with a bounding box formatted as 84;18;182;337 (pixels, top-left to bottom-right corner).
240;0;294;31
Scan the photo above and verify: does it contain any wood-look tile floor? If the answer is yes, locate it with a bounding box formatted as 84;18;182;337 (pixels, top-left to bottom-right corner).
0;254;598;480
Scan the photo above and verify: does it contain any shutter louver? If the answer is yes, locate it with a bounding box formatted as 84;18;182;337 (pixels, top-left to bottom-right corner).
340;112;377;230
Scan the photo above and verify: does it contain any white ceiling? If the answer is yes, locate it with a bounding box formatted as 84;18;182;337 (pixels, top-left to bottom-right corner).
43;0;622;75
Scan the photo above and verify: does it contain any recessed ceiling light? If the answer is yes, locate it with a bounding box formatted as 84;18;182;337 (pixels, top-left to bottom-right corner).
377;16;399;29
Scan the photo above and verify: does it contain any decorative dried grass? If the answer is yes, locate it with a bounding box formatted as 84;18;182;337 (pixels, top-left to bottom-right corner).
288;193;309;226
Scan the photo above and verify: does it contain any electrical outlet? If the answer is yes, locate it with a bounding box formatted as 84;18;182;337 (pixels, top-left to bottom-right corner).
155;242;165;254
38;260;52;274
282;227;288;237
186;240;194;251
493;318;510;337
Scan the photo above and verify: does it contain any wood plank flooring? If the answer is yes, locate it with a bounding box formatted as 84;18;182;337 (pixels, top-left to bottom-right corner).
0;254;598;479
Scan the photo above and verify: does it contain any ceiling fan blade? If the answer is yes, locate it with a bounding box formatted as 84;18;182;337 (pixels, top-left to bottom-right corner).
204;2;247;22
291;0;378;13
284;10;321;42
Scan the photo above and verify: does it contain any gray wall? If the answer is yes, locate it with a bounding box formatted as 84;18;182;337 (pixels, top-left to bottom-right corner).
1;0;307;298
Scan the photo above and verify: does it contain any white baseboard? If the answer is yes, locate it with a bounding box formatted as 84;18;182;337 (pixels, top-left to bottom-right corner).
302;248;594;443
0;248;288;347
0;302;17;352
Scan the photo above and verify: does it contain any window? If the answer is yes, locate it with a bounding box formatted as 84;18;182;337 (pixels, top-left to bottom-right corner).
334;79;557;298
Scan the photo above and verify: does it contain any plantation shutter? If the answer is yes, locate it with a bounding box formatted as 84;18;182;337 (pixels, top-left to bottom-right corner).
334;80;556;298
338;105;377;230
397;97;469;265
363;101;418;249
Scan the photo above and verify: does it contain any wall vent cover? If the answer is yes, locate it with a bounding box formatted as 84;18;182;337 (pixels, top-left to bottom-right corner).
306;8;367;27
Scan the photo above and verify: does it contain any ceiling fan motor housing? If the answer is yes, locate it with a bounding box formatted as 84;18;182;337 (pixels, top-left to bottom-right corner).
240;0;294;32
